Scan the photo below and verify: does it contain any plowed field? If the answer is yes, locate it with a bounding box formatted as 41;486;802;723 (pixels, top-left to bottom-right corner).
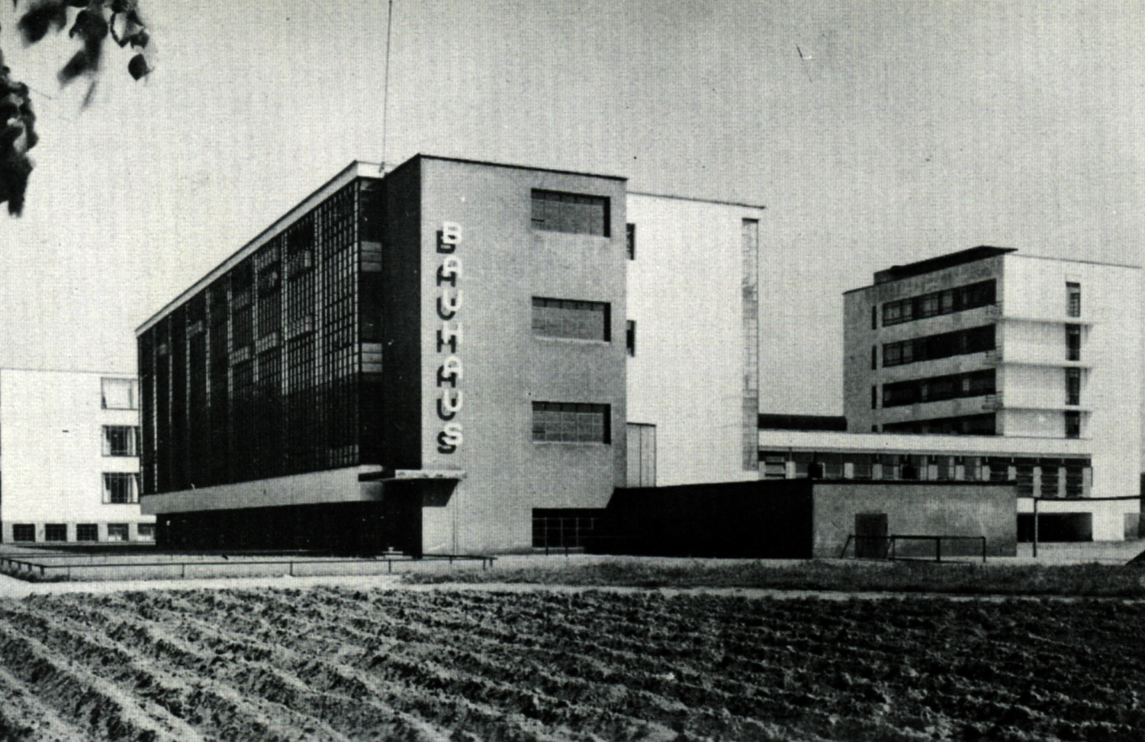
0;587;1142;741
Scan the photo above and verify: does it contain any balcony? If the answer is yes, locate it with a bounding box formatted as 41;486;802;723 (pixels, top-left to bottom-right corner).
982;345;1092;369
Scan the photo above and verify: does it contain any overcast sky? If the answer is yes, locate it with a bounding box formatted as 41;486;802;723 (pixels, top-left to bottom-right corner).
1;1;1142;414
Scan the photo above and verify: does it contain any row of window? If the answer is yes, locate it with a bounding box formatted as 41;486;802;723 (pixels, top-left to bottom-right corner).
881;370;996;408
879;413;999;436
882;325;995;367
879;280;996;328
759;452;1090;498
10;522;154;543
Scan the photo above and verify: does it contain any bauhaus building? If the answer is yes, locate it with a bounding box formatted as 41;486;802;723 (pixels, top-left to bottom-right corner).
137;155;764;553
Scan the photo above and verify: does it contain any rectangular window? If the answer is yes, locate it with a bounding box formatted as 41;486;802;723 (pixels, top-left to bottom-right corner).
626;320;636;357
1065;463;1085;497
1065;411;1081;439
531;297;610;341
102;473;140;504
870;345;877;370
44;524;67;542
871;385;878;409
107;524;129;542
1014;459;1035;497
871;305;877;329
1040;460;1061;498
919;293;940;319
102;426;140;457
531;190;610;236
532;402;610;443
76;524;98;542
532;509;603;549
1066;324;1081;361
626;223;635;259
760;452;788;479
101;377;138;410
137;523;156;540
11;524;34;542
1067;282;1081;317
1066;368;1081;406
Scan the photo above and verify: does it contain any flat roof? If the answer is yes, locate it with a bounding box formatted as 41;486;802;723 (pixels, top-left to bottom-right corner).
414;154;626;182
873;246;1016;284
0;366;136;377
628;190;766;211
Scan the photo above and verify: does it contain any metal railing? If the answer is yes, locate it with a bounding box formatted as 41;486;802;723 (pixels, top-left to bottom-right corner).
0;553;496;581
840;534;987;563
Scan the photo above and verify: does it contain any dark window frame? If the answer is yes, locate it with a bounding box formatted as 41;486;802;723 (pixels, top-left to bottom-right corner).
881;280;996;328
44;524;67;542
102;473;140;504
10;524;34;542
530;189;610;237
103;425;140;457
1067;282;1081;318
531;297;611;342
532;402;611;444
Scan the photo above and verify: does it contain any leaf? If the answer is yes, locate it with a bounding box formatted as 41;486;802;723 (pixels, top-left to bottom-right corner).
69;8;109;40
57;48;92;84
17;0;67;44
127;52;149;80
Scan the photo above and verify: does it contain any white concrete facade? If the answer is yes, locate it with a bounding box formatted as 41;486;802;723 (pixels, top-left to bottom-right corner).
626;193;764;487
841;249;1142;539
0;369;154;543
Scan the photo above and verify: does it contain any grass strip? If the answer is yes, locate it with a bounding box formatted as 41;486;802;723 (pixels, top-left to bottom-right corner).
401;559;1145;597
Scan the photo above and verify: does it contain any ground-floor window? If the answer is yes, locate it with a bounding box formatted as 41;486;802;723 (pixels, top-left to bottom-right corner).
137;523;156;540
758;450;1090;492
44;524;67;542
107;523;130;542
532;508;603;549
76;524;98;542
11;524;34;542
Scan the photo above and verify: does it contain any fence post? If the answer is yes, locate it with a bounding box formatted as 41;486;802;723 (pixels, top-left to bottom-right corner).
981;537;987;564
936;538;942;563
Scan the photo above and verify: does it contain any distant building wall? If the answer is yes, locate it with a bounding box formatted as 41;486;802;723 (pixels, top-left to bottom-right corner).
812;482;1017;558
626;194;764;487
840;248;1142;541
0;369;154;543
597;479;1013;559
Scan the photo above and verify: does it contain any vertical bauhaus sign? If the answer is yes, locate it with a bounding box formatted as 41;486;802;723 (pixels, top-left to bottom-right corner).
435;221;464;454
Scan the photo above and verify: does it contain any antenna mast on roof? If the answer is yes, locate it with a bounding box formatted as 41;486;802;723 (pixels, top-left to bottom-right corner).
380;0;395;174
